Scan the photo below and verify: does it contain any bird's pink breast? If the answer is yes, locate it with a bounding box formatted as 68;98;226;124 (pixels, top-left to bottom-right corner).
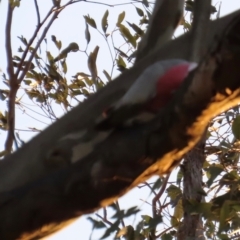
147;64;190;112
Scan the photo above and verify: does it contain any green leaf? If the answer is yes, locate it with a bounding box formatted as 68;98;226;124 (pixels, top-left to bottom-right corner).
117;11;125;27
173;199;183;221
117;55;126;71
26;89;45;102
135;7;144;17
46;51;54;63
61;60;67;74
69;80;86;89
23;80;32;85
74;72;90;78
206;164;223;187
70;90;81;96
53;43;79;62
18;46;24;52
84;15;97;29
114;47;128;58
118;24;136;48
219;201;231;232
140;15;149;25
17;35;28;46
116;225;134;239
124;206;140;217
103;70;111;82
176;168;183;185
87;46;99;80
166;185;182;200
100;220;120;239
170;216;179;228
220;170;239;185
152;177;162;190
141;215;152;223
81;88;90;96
10;0;20;8
187;202;213;219
142;0;149;7
85;22;91;44
51;35;62;50
161;233;172;240
45;64;63;81
181;19;191;31
87;217;106;229
232;115;240;139
127;22;144;36
84;77;93;87
148;215;162;229
101;10;109;33
67;42;79;52
216;234;230;240
0;90;8;101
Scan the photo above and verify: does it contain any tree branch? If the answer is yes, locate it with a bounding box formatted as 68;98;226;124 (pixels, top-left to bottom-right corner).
0;10;239;240
190;0;212;61
0;8;238;193
179;1;211;239
5;3;17;153
135;0;184;62
34;0;41;26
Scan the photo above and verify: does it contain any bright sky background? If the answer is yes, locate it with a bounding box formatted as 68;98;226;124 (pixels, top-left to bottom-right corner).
0;0;239;240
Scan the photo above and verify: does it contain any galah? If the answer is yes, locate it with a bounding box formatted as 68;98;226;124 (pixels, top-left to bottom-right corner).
58;59;196;163
96;59;197;130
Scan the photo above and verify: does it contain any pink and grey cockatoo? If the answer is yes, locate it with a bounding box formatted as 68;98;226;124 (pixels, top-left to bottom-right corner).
96;59;197;130
56;59;197;163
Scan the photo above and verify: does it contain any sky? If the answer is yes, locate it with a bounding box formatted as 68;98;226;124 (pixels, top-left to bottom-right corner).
0;0;239;240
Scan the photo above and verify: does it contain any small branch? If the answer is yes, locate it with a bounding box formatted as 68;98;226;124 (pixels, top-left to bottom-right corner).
5;3;17;153
149;174;170;238
190;0;211;62
17;0;87;83
15;7;54;79
152;174;170;218
84;0;148;7
34;0;41;26
5;3;14;80
115;201;125;228
135;0;184;62
96;212;113;226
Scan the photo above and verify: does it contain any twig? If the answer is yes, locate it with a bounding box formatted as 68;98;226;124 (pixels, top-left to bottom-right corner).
115;201;125;228
5;3;17;153
148;174;170;239
5;4;14;79
155;226;174;238
83;0;147;7
17;0;79;83
152;174;170;218
144;181;161;207
15;7;54;78
34;0;41;26
96;212;113;226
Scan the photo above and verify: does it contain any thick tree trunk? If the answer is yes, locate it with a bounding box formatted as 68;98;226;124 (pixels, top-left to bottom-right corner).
177;132;206;240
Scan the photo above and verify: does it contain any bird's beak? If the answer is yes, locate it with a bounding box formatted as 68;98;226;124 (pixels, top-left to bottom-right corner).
188;62;198;72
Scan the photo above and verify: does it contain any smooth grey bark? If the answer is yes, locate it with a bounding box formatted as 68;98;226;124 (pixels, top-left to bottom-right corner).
0;11;239;193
